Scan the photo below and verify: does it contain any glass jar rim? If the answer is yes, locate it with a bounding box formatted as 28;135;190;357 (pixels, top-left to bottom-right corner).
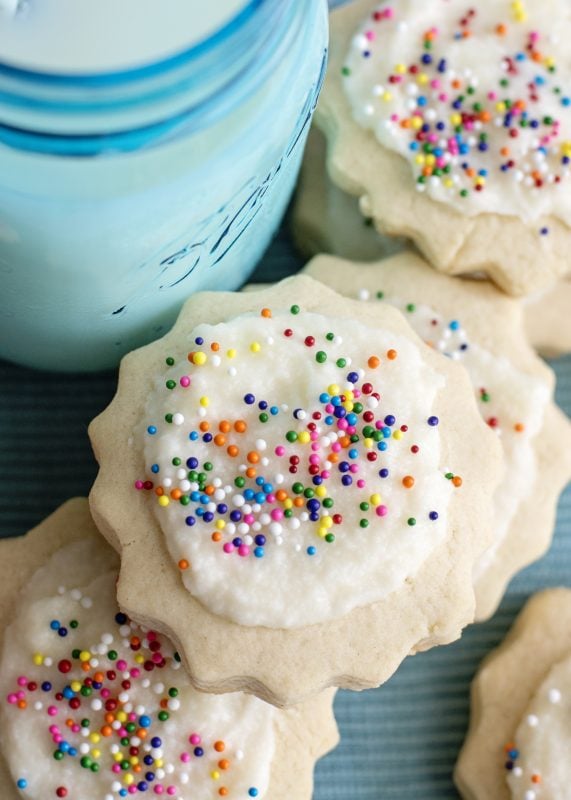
0;0;264;87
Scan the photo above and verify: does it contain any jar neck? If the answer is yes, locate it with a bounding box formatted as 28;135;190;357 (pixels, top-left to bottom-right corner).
0;0;306;156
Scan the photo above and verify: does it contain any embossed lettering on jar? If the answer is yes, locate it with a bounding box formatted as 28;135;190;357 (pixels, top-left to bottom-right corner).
0;0;328;371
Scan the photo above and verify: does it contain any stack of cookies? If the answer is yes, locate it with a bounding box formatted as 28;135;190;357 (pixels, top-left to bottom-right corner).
1;1;570;798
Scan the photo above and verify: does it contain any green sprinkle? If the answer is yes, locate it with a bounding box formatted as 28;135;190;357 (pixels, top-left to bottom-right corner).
204;462;213;472
180;495;190;506
341;66;351;76
316;351;327;363
158;711;169;722
406;303;416;313
326;332;335;341
336;358;347;368
303;488;315;499
107;650;117;661
376;291;385;299
259;412;269;423
407;518;417;527
53;751;64;761
325;533;335;543
165;413;173;424
169;687;179;697
165;380;176;390
286;431;298;443
69;620;79;629
360;519;369;528
290;304;300;315
235;476;245;488
165;357;175;366
172;457;181;466
445;472;454;480
360;502;369;511
323;498;334;509
292;482;304;495
72;649;81;660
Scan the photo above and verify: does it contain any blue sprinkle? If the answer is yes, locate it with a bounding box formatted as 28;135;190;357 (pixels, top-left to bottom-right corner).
307;546;316;556
151;464;159;474
147;425;157;435
17;779;27;790
50;620;60;630
449;320;460;331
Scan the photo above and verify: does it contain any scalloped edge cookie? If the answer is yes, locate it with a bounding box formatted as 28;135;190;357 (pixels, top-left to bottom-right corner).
315;0;571;297
0;499;339;799
454;588;571;799
303;253;571;621
524;280;571;359
89;274;502;708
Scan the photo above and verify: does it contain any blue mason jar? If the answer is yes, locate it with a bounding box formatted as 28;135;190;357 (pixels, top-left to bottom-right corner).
0;0;328;371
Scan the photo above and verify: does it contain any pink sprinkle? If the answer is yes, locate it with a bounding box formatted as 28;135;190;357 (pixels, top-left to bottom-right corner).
271;508;284;521
101;689;110;699
357;479;366;488
152;653;162;664
180;376;191;387
47;706;58;716
112;764;121;774
349;464;359;474
337;418;348;431
275;445;285;457
189;734;201;745
167;788;177;796
117;660;127;671
438;93;448;102
128;787;138;795
223;543;234;554
266;493;276;503
325;403;334;413
154;787;164;796
17;677;27;687
243;514;255;525
7;694;17;705
430;79;441;89
53;734;63;744
332;442;342;453
347;426;356;435
382;7;394;19
72;724;80;733
180;752;190;763
309;455;320;465
130;668;140;679
49;726;59;735
376;505;388;517
134;480;144;490
321;470;330;480
365;29;376;41
238;545;250;557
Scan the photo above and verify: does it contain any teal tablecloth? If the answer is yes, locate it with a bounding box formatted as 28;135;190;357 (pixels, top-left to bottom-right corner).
1;1;570;793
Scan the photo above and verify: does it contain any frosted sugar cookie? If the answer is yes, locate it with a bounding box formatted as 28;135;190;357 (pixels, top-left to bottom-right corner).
455;589;571;799
316;0;571;296
0;499;338;800
89;275;502;707
304;253;571;620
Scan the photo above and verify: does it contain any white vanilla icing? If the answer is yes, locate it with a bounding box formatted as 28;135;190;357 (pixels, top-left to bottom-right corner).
141;310;456;628
342;0;571;224
507;652;571;800
0;539;275;799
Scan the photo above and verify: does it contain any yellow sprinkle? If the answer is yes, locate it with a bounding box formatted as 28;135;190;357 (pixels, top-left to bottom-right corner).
79;651;91;663
382;90;392;102
417;73;429;85
192;351;207;366
411;116;423;130
283;499;293;510
250;341;261;353
370;493;382;506
158;496;169;507
425;154;436;166
216;520;225;530
155;759;164;768
90;733;101;744
298;431;311;444
322;516;333;529
392;430;403;440
364;437;374;449
315;486;327;498
114;753;123;763
496;102;506;113
444;178;454;189
318;528;327;539
345;390;354;401
70;681;82;692
130;757;139;766
211;771;220;780
395;63;406;74
450;113;462;126
33;653;43;666
415;154;425;166
116;711;127;723
199;396;209;407
226;348;236;359
124;774;134;786
92;749;101;759
328;384;340;396
135;654;144;664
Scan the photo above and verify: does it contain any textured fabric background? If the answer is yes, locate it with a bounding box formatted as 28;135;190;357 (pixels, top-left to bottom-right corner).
1;1;570;795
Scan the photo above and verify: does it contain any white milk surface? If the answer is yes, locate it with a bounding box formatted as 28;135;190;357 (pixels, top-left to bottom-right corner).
0;0;247;73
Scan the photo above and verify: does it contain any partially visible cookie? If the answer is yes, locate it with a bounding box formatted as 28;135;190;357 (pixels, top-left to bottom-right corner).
525;279;571;359
304;253;571;620
0;499;338;800
455;589;571;800
316;0;571;296
89;275;502;707
292;126;406;261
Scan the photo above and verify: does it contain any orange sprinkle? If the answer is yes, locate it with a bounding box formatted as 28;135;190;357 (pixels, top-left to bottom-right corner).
452;78;462;89
101;725;113;737
294;497;304;508
504;742;516;753
133;765;142;774
514;422;525;433
187;351;195;363
466;167;476;178
276;489;288;502
210;341;220;352
462;29;471;38
234;420;247;433
531;775;541;784
402;476;415;489
368;356;380;369
452;476;463;488
155;487;164;497
218;789;229;797
500;147;511;157
178;559;190;570
218;759;230;770
219;420;231;433
199;421;210;432
339;435;351;448
81;662;91;672
214;434;226;447
170;489;182;500
227;445;239;458
211;532;222;543
94;672;104;683
261;307;272;318
245;467;256;479
327;453;339;464
247;451;260;464
479;111;491;123
104;714;115;725
204;485;215;496
214;741;226;752
496;23;507;35
387;349;398;360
